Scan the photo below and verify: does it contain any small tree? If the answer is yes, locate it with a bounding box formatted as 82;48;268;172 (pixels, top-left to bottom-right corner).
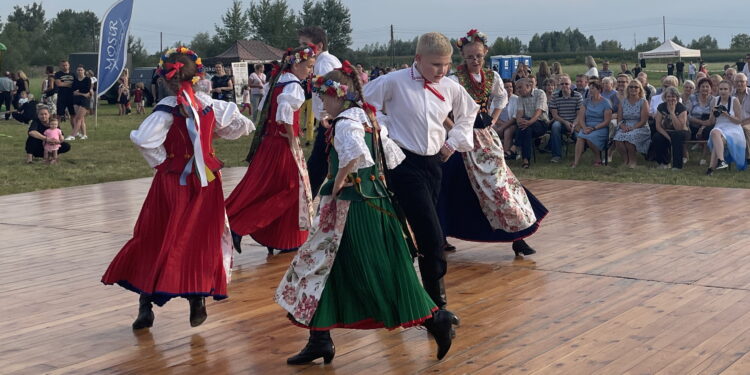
689;35;718;50
247;0;299;49
730;33;750;50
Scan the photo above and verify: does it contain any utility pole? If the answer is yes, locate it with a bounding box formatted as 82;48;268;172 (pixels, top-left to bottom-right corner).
390;25;395;67
160;32;163;52
663;16;666;43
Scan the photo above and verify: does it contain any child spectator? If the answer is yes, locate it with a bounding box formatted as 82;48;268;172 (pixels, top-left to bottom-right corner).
117;78;130;116
134;82;145;115
240;85;251;115
43;117;64;164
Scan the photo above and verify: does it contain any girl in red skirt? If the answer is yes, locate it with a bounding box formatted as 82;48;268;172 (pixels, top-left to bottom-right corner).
102;47;254;330
226;45;317;255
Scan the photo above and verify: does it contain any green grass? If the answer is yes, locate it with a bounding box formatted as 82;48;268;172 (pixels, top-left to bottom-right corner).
2;62;749;196
0;104;256;195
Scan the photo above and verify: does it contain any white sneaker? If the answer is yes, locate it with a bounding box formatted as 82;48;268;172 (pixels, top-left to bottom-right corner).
682;157;688;164
717;160;729;169
550;156;561;163
79;135;88;140
657;164;669;169
699;159;707;166
64;135;76;141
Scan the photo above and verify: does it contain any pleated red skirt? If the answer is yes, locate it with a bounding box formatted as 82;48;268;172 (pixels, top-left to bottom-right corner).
225;136;308;250
101;172;228;306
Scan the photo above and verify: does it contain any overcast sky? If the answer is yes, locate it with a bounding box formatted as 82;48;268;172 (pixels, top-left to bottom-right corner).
2;0;749;54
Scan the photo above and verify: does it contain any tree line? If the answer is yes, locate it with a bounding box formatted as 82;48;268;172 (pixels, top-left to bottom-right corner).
3;1;750;73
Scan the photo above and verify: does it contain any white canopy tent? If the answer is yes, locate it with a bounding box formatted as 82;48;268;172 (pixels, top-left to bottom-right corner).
638;40;701;61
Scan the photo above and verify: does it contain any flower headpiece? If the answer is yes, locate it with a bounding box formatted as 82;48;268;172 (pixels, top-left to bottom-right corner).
456;29;488;49
285;44;318;65
312;76;349;98
156;46;204;84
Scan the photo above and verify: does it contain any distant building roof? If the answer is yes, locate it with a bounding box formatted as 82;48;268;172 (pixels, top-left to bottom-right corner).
213;40;284;63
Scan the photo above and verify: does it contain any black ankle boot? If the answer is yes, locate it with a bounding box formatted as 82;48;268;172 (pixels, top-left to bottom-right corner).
512;239;536;256
287;330;335;365
132;295;154;330
423;310;453;360
231;230;242;254
187;296;207;327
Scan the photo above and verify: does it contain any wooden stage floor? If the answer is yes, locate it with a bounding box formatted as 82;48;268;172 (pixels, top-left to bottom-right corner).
3;168;750;374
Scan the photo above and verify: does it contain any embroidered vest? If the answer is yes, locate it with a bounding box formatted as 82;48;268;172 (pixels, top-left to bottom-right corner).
153;104;223;175
318;115;389;201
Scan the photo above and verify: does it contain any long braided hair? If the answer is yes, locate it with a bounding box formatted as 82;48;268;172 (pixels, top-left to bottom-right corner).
244;44;317;163
321;61;385;173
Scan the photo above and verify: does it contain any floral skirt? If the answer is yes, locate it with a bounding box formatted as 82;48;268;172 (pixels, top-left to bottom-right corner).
278;197;437;330
438;128;548;242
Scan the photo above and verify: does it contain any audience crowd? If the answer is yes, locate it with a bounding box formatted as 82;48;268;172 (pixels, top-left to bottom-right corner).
7;52;750;176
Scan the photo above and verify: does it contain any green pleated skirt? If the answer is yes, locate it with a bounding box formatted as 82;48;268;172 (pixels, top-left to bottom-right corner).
300;197;437;330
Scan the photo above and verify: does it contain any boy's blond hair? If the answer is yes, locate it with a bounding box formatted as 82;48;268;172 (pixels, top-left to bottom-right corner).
416;32;453;56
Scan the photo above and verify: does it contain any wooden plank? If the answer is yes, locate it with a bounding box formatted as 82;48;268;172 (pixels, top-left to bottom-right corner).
3;169;750;374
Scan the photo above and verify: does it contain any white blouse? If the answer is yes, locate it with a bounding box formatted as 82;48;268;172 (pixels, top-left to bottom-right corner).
258;72;306;125
333;107;405;171
130;93;255;167
363;64;479;156
448;70;508;113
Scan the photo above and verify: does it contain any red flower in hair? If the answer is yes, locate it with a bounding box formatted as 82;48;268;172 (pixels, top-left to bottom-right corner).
340;60;354;75
467;29;478;36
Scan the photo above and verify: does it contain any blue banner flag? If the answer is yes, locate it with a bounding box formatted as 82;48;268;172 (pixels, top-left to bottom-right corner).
96;0;134;98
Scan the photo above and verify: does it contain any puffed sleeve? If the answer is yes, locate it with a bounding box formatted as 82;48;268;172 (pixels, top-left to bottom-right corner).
201;93;255;140
130;110;173;168
490;71;508;112
446;85;479;152
362;75;393;130
378;124;405;169
276;82;305;125
333;119;375;170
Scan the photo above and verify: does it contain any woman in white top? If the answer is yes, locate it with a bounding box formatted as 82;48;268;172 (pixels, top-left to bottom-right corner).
585;55;599;78
706;80;747;174
248;63;266;120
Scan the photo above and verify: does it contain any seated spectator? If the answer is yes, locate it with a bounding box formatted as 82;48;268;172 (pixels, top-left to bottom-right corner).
599;61;613;78
25;105;71;163
613;80;650;168
649;75;680;118
513;62;531;81
551;61;563;82
695;71;707;82
688;61;697;81
615;74;631;105
688;78;716;167
571;80;612;167
681;80;695;106
585;56;599;78
706;81;747;176
637;72;656;101
706;80;746;174
536;61;552;88
573;74;589;98
494;79;519;159
742;54;750;78
12;94;38;124
725;68;737;83
542;78;557;102
647;87;689;169
601;77;619;109
514;78;548;168
548;74;583;163
734;73;750;163
620;63;632;76
709;74;722;95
